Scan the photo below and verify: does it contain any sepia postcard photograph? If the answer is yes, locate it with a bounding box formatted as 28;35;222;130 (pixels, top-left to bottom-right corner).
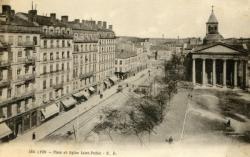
0;0;250;156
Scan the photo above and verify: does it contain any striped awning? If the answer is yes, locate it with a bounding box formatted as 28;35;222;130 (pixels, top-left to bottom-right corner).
61;97;77;108
41;104;60;120
0;122;12;139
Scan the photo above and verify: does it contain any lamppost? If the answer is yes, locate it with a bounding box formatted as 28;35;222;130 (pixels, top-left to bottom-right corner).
180;93;193;141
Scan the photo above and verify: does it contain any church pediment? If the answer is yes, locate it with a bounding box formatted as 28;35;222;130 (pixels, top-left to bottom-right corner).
196;44;247;55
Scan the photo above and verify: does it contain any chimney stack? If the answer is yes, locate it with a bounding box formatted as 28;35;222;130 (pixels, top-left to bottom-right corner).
102;21;107;29
2;5;11;16
97;21;102;28
61;16;68;23
50;13;56;22
28;9;37;22
74;19;80;23
108;25;113;30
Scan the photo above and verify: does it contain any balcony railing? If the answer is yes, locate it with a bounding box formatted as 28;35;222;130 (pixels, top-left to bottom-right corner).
53;83;63;90
17;41;35;47
25;56;36;64
0;90;35;107
14;89;35;100
17;73;35;82
79;72;94;80
17;56;36;64
0;79;10;88
0;60;10;68
41;33;73;39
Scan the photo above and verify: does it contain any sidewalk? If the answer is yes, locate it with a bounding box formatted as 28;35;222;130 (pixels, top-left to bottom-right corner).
12;69;150;143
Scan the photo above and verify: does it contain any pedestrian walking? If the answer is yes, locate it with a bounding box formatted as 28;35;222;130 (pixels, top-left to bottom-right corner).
32;132;36;140
168;136;173;144
226;119;231;127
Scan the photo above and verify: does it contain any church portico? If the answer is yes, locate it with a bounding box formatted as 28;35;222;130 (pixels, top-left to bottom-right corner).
192;53;248;89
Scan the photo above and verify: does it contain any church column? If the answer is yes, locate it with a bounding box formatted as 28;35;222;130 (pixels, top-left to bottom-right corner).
234;60;238;88
192;59;196;85
202;58;206;86
212;59;216;87
223;59;227;88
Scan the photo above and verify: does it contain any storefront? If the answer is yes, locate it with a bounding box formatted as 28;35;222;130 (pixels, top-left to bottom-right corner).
0;122;12;142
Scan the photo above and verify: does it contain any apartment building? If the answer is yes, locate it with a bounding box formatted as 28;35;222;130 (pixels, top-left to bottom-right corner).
65;19;99;100
97;24;117;91
16;11;75;122
0;5;41;138
115;49;137;80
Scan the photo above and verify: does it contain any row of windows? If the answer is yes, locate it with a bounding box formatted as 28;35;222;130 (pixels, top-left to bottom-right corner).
0;35;39;46
0;98;34;119
73;54;97;64
16;66;35;76
42;86;70;101
42;62;70;74
72;76;96;90
43;26;71;35
43;51;71;61
99;46;115;53
42;39;72;48
74;33;98;41
99;39;115;45
43;75;70;89
74;43;97;52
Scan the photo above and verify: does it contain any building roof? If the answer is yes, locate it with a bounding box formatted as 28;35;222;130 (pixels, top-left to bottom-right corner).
0;13;37;27
115;49;137;59
207;10;218;23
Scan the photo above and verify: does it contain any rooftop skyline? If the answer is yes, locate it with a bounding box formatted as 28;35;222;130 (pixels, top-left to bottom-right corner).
1;0;250;38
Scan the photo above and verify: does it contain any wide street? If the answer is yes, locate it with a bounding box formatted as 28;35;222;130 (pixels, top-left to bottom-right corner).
39;66;157;144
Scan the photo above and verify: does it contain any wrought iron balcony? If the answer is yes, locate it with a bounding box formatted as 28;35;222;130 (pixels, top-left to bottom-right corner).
17;41;35;48
0;90;35;107
25;56;36;65
17;73;35;82
79;71;94;80
41;33;73;39
0;60;10;68
53;83;63;90
0;79;10;88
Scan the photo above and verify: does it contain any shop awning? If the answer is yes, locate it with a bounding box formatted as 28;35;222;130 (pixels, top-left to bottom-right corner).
82;91;90;99
109;76;119;83
0;122;12;139
72;91;89;100
88;87;95;92
72;92;84;98
104;81;110;87
41;104;60;120
61;97;77;108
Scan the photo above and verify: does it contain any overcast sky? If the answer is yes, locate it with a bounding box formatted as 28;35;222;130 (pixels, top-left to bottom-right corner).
1;0;250;38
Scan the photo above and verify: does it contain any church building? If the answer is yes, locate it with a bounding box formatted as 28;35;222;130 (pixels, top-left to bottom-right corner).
191;7;249;89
